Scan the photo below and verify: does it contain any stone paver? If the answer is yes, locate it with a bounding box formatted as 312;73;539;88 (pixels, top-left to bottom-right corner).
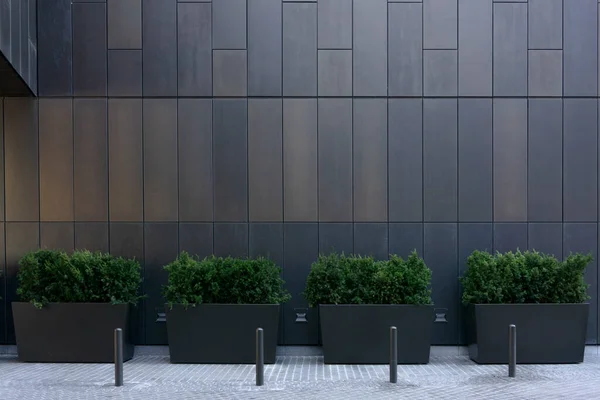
1;354;600;399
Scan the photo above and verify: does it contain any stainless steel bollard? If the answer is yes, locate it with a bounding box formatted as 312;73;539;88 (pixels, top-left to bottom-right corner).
256;328;264;386
390;326;397;383
114;328;124;387
508;324;516;378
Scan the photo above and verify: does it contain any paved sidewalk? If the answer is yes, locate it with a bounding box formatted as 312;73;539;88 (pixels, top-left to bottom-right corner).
1;353;600;399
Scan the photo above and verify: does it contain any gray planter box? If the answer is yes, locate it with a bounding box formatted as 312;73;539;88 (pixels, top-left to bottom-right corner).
467;303;589;364
319;304;434;364
12;302;134;363
165;304;280;364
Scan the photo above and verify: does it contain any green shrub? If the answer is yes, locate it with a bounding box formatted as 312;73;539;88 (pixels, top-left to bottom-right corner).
17;249;142;308
460;250;592;305
304;251;432;307
163;252;291;306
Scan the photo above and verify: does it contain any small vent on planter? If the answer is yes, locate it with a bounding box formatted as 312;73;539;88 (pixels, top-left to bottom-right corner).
295;308;308;323
434;308;448;323
156;309;166;323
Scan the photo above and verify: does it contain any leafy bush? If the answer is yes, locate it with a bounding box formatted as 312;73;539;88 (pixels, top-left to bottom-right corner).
17;249;142;308
163;252;291;306
460;250;592;305
304;252;432;307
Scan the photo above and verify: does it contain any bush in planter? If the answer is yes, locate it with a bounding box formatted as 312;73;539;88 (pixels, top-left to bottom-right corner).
460;250;591;305
304;251;433;364
17;249;143;308
460;250;593;364
163;252;291;306
163;252;290;363
304;251;432;307
14;249;142;362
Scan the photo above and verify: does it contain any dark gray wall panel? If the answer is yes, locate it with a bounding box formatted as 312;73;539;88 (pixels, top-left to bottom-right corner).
318;50;352;97
178;99;213;222
493;3;527;97
424;223;457;345
458;0;492;97
108;50;142;97
283;223;318;345
528;99;562;222
178;2;212;96
108;0;141;49
212;0;246;50
9;0;18;70
528;0;562;50
143;0;177;96
0;1;9;57
214;223;248;258
143;99;178;222
179;223;213;259
39;99;73;222
564;0;597;97
318;99;352;222
318;0;352;50
388;2;422;97
144;223;178;345
458;223;492;344
248;99;283;222
389;223;423;258
493;99;527;222
283;99;318;222
423;99;457;222
75;223;109;253
37;0;71;96
0;100;3;220
458;99;492;222
250;223;284;267
564;223;598;344
248;0;282;96
389;99;422;222
353;99;387;222
528;50;562;97
424;50;457;97
494;223;527;253
319;223;353;255
41;223;74;252
283;3;317;96
564;99;598;222
109;222;144;344
73;3;107;96
5;98;38;222
214;99;248;222
74;99;108;222
354;223;388;260
213;50;247;97
528;223;562;258
353;0;387;96
6;223;39;343
423;0;457;50
108;99;143;222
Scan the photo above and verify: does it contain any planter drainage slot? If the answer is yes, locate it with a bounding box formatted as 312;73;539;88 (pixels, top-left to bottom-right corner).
114;328;124;387
295;309;308;323
256;328;264;386
509;324;516;378
389;326;397;383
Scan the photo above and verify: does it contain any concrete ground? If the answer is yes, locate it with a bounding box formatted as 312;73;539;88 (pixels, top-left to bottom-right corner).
0;348;599;399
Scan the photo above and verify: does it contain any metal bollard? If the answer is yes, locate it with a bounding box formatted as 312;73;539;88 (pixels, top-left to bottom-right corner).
114;328;124;387
508;324;516;378
256;328;264;386
390;326;397;383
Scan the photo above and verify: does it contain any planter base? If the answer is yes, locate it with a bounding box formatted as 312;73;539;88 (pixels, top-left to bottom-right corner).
319;305;433;364
12;302;134;363
165;304;280;364
467;304;589;364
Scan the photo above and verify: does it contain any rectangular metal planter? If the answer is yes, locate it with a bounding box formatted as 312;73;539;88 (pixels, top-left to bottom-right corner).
12;302;134;363
165;304;280;364
467;303;589;364
319;304;434;364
